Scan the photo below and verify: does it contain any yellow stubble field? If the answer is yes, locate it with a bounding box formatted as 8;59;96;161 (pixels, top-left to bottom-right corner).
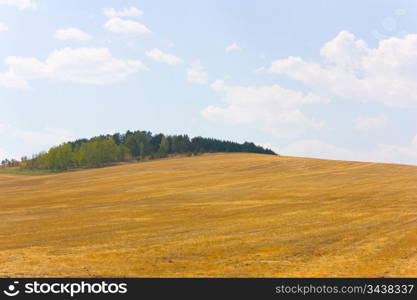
0;153;416;277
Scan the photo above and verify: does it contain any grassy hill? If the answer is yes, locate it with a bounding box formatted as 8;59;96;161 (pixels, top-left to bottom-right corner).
1;153;416;277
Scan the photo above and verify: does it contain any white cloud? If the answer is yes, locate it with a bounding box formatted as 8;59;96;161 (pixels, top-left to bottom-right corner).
320;31;369;71
202;80;325;137
262;31;417;108
145;48;182;66
413;135;417;148
0;147;14;160
0;47;147;88
225;42;241;52
0;0;36;9
280;140;358;161
54;27;91;42
354;114;387;131
13;128;74;145
280;135;417;165
0;123;11;133
103;7;142;18
0;125;75;160
0;71;29;88
104;17;151;34
370;139;417;165
0;23;8;31
186;60;208;84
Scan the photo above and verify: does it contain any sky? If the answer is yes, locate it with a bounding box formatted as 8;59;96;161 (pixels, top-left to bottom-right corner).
1;0;417;165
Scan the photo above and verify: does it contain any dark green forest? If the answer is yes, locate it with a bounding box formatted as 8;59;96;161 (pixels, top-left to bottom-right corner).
20;130;277;171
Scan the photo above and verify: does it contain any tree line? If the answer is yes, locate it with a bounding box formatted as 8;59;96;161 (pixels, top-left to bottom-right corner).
20;130;277;171
1;158;20;168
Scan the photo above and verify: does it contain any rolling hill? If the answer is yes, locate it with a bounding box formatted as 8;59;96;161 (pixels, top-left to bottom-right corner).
1;153;417;277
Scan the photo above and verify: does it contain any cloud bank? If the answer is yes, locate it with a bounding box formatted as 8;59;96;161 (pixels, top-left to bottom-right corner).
102;7;143;18
0;47;147;88
0;0;36;10
187;60;208;84
202;80;325;137
54;28;91;42
145;48;182;66
261;31;417;108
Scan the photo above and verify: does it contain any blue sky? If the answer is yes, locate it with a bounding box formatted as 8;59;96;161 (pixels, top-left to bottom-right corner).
1;0;417;165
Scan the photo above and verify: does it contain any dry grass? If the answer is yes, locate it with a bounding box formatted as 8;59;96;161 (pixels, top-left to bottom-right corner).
1;153;417;277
